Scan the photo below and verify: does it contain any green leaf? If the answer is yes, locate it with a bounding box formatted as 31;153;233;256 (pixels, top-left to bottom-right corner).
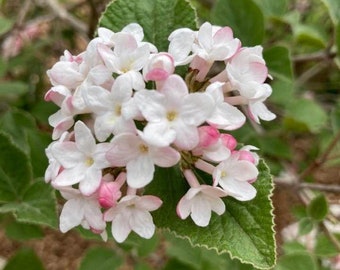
27;130;51;177
252;0;288;18
307;194;328;221
0;180;58;228
0;81;29;102
320;0;340;25
165;232;255;270
282;241;307;255
211;0;264;46
257;136;291;159
79;247;123;270
286;98;328;133
293;24;328;48
0;16;13;36
0;109;37;154
336;23;340;64
3;248;44;270
0;132;32;203
331;101;340;132
298;217;314;236
146;160;276;269
5;221;44;241
99;0;197;51
263;46;293;82
119;232;159;257
275;252;317;270
314;233;339;257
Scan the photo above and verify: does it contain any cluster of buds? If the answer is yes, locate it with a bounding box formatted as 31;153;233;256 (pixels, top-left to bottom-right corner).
44;22;275;242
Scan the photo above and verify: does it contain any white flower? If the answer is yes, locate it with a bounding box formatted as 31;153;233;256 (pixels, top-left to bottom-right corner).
177;185;227;227
213;154;259;201
59;187;106;234
106;132;180;188
51;121;111;195
205;82;245;130
134;75;214;150
104;195;162;243
83;75;136;141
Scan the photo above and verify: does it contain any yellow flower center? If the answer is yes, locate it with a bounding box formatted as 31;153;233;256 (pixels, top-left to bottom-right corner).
166;111;177;122
85;157;94;167
139;144;149;153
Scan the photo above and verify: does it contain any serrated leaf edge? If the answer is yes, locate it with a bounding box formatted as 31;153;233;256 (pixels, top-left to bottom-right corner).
157;161;277;269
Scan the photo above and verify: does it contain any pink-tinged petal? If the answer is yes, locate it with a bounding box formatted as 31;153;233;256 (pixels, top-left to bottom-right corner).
51;142;84;168
93;113;116;142
106;133;140;166
205;82;224;103
220;179;257;201
151;146;180;167
168;28;195;64
177;196;191;219
122;23;144;41
143;121;176;147
207;102;246;130
121;71;145;91
160;75;188;100
74;121;96;155
111;75;133;102
137;195;163;211
203;143;231;163
130;44;150;71
84;201;106;231
53;165;85;186
249;101;276;123
145;68;169;81
200;185;228;198
44;85;71;106
84;85;112;112
93;143;112;169
59;198;84;232
134;90;166;122
191;195;211;227
88;64;112;85
173;121;199;150
181;93;214;125
97;27;115;44
80;169;102;195
249;62;268;83
229;160;259;182
97;43;119;72
198;22;213;52
213;26;233;44
126;155;154;188
47;62;84;89
130;209;155;239
209;197;226;215
113;32;138;55
111;212;132;243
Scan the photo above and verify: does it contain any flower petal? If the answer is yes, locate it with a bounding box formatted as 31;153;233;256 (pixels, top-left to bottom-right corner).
126;155;154;188
59;198;84;232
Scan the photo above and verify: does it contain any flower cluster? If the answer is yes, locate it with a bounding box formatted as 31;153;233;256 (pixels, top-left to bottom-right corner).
44;22;275;242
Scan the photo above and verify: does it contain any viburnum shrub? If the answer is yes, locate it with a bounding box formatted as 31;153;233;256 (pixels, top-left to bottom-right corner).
44;0;276;268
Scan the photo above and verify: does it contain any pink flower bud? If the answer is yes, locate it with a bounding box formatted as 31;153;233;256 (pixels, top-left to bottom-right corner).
144;53;175;81
198;126;219;148
98;181;122;208
220;134;237;151
235;150;256;164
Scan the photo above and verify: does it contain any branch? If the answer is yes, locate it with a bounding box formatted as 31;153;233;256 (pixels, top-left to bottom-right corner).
40;0;88;35
293;50;337;62
275;178;340;193
299;130;340;180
